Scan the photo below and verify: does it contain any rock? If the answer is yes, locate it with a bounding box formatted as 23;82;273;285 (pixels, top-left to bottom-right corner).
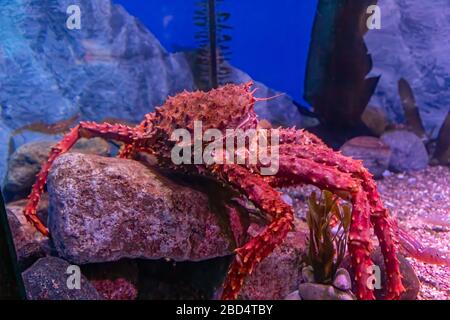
22;257;101;300
284;290;302;300
362;106;389;136
381;130;429;172
343;248;420;300
332;268;352;291
365;0;449;138
340;136;391;178
0;0;195;131
298;283;356;300
301;266;315;283
3;138;111;201
82;260;139;300
47;153;237;264
238;219;308;300
5;196;52;271
372;249;420;300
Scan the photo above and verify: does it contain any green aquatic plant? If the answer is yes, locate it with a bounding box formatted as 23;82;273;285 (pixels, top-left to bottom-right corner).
194;0;232;90
305;190;351;284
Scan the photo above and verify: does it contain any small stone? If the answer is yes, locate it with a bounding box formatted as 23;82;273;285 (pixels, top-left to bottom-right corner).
382;170;392;177
342;248;420;300
22;257;101;300
281;194;293;206
5;197;52;270
361;106;389;136
332;268;352;291
298;283;356;300
302;266;315;283
381;130;429;172
284;290;302;300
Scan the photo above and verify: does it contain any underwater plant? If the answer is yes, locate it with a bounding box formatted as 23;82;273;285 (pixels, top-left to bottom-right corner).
398;78;450;165
194;0;232;90
398;78;427;139
305;190;351;284
22;83;405;300
304;0;380;128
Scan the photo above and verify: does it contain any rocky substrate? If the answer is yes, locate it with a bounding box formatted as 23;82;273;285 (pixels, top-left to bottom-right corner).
377;166;450;300
4;139;443;300
4;150;309;300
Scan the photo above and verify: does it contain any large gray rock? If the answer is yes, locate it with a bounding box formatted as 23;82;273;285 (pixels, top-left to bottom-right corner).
47;153;237;264
3;138;111;201
381;130;429;172
0;0;195;130
22;257;101;300
365;0;450;138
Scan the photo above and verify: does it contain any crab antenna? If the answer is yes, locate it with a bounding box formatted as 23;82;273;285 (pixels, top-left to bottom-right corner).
254;92;285;103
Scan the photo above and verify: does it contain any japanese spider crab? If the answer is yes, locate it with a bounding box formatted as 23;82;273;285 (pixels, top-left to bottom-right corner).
23;82;405;300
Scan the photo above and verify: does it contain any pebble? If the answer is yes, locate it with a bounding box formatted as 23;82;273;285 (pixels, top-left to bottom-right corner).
332;268;352;291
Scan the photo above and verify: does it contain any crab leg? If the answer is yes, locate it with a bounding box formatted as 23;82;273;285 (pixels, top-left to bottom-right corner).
271;155;376;300
23;122;140;236
212;165;294;300
278;129;405;299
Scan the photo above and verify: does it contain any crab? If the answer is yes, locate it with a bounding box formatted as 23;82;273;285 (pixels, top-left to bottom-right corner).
23;82;405;300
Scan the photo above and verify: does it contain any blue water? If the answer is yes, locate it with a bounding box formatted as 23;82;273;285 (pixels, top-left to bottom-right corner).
113;0;318;105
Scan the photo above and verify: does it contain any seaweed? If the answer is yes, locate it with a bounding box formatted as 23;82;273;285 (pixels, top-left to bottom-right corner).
398;78;426;139
194;0;232;90
305;190;351;284
304;0;379;128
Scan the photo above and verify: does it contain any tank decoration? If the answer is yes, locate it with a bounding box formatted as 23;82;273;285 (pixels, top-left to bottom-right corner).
397;78;449;166
304;0;380;129
397;79;427;139
194;0;232;90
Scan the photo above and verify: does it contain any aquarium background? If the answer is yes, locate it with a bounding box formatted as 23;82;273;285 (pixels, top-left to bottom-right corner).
113;0;318;105
0;0;449;300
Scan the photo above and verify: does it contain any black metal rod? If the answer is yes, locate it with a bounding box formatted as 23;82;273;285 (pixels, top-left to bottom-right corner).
208;0;218;89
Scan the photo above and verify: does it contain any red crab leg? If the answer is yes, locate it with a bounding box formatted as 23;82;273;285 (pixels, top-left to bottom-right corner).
118;143;137;159
212;165;294;300
272;155;376;300
23;122;140;236
277;130;405;299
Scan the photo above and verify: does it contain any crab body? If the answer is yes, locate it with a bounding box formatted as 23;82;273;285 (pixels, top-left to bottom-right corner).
23;83;405;300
